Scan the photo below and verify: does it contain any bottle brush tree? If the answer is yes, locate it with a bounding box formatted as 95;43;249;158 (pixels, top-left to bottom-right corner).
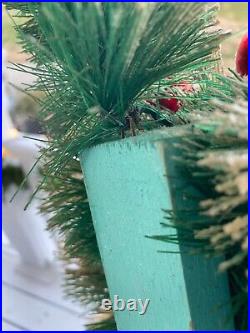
6;2;246;330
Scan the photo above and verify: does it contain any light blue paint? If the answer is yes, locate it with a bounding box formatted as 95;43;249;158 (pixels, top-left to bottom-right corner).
80;130;234;331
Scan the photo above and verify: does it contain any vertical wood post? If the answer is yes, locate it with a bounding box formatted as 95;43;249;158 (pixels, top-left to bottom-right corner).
80;130;234;331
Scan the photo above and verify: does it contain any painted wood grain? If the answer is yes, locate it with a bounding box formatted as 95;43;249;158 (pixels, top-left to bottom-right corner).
2;247;87;331
2;284;85;331
2;319;24;331
80;131;234;331
2;249;84;315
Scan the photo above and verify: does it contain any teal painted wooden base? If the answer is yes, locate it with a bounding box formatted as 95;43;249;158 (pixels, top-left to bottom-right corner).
80;130;234;331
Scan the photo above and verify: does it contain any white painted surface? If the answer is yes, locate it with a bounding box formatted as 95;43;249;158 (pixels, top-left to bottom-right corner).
2;249;85;313
2;245;88;331
2;49;15;141
3;47;55;267
3;286;85;331
2;50;92;331
2;136;56;267
2;187;55;267
2;320;22;331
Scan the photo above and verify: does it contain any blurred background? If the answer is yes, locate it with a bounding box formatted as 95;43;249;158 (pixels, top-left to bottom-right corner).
2;2;248;331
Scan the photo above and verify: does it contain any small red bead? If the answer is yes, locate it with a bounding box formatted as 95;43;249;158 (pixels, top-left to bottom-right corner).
147;81;193;113
159;98;180;113
236;34;248;76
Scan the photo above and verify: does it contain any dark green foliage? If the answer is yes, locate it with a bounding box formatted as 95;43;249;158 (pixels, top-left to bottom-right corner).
6;2;231;177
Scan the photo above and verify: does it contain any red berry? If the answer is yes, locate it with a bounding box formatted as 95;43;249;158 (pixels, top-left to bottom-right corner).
159;82;193;113
236;34;248;76
159;97;180;113
147;81;194;113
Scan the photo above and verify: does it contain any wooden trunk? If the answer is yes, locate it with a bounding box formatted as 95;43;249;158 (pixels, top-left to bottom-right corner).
80;129;234;331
